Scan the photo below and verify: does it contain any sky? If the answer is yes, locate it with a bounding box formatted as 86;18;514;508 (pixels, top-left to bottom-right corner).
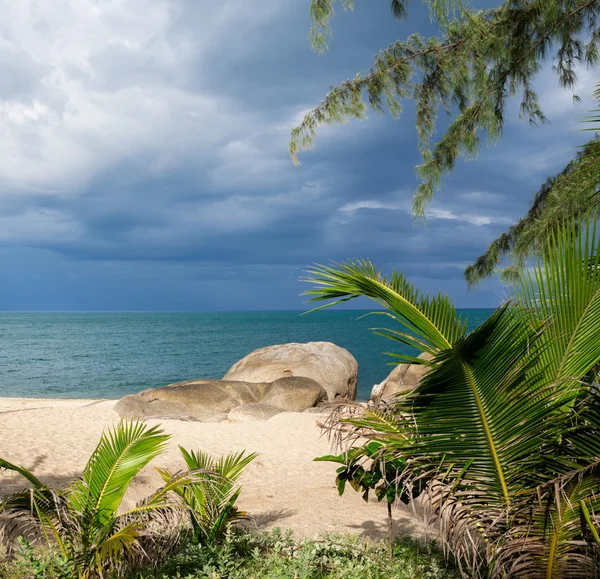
0;0;595;311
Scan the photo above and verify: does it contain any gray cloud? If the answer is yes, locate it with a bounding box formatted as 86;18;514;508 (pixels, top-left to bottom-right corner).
0;0;594;310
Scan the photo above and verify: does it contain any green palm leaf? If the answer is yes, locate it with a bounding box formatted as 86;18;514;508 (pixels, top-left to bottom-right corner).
0;422;177;577
398;307;558;507
161;448;257;543
304;259;466;357
306;220;600;576
67;421;170;529
500;459;600;578
516;217;600;401
95;521;144;561
0;458;45;489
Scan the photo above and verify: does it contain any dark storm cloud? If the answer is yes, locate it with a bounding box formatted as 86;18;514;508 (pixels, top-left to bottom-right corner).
0;0;593;310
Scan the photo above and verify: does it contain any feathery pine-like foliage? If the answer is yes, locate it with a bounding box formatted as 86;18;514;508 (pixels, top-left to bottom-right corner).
0;422;200;578
292;0;600;217
465;136;600;284
157;448;257;545
465;84;600;285
304;219;600;577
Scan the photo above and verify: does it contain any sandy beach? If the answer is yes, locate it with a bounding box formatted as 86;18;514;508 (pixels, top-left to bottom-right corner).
0;398;428;542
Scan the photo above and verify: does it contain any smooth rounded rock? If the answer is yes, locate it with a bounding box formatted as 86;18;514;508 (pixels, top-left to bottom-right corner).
223;342;358;401
262;376;326;412
371;353;434;401
115;375;328;422
227;403;283;422
114;379;267;421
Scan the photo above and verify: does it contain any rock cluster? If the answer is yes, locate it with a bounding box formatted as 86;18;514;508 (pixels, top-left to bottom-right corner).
223;341;358;401
115;342;358;423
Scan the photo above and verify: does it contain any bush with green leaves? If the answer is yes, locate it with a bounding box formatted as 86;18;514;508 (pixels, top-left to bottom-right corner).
131;528;459;579
0;422;257;578
0;537;70;579
305;218;600;578
315;440;425;561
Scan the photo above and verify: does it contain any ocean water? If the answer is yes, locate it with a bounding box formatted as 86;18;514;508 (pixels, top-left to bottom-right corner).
0;310;493;400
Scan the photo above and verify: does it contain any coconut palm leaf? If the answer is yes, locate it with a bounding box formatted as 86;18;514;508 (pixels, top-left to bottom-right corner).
67;421;170;530
498;460;600;578
516;218;600;403
0;471;70;557
0;459;44;489
159;448;257;543
95;521;144;562
213;450;258;484
495;392;600;578
387;308;562;507
304;259;466;357
0;421;176;578
307;220;600;576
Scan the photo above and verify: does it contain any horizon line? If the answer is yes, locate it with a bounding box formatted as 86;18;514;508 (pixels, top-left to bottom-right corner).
0;307;497;313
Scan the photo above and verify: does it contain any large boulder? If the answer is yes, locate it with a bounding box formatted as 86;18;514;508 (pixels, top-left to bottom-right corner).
114;376;327;422
223;342;358;401
228;403;283;422
371;353;434;401
261;376;326;412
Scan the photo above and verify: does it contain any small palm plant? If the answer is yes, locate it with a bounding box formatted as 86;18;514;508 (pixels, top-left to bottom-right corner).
158;447;257;544
304;219;600;577
0;422;197;578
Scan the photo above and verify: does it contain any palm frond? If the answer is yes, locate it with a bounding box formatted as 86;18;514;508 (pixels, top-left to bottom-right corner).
161;448;257;544
304;259;466;356
516;217;600;401
497;459;600;578
399;307;559;507
0;458;45;489
67;421;170;529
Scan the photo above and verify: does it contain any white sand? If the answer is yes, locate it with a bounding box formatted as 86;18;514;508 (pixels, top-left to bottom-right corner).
0;398;429;541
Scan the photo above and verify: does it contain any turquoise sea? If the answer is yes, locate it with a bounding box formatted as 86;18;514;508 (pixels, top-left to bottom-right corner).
0;310;493;400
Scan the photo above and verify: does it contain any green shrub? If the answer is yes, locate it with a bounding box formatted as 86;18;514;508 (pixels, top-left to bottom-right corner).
132;528;459;579
0;537;70;579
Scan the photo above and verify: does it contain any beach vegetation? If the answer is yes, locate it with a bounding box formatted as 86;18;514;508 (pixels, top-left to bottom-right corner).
157;447;258;545
0;422;259;578
465;86;600;285
315;441;421;561
0;528;459;578
0;421;181;577
304;218;600;577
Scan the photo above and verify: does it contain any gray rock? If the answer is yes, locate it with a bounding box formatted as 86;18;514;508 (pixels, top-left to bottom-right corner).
228;403;283;422
115;376;327;422
114;379;267;422
262;376;326;412
114;395;203;421
223;342;358;401
371;353;434;401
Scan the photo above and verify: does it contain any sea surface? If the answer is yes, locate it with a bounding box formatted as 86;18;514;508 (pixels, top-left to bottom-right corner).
0;310;494;400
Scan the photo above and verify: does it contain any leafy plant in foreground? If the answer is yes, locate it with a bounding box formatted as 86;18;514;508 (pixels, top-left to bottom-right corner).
305;219;600;577
158;447;257;545
131;528;459;579
315;440;422;561
0;422;197;578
